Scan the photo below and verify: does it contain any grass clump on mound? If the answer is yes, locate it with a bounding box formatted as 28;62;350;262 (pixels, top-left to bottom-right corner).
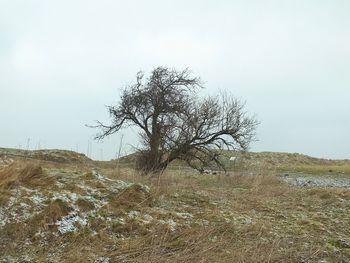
0;162;53;205
0;162;51;190
30;199;73;231
77;198;95;212
107;184;153;214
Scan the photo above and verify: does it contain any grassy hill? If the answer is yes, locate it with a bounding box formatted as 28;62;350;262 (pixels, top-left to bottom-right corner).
0;147;92;164
1;148;350;262
227;151;350;175
115;150;350;175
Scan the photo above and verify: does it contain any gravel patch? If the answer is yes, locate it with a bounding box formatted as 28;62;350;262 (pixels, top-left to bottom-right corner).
281;173;350;188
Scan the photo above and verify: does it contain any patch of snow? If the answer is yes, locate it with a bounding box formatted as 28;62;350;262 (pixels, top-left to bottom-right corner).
1;255;16;263
159;219;177;231
126;211;153;224
8;196;17;206
175;212;193;219
137;183;150;193
90;171;135;192
0;189;42;226
243;218;252;224
92;170;113;182
141;214;153;224
128;211;140;219
95;256;110;263
56;212;88;234
19;202;30;208
112;218;125;225
55;181;65;188
113;180;133;191
224;217;231;223
78;183;98;194
0;209;6;227
31;194;47;205
20;254;33;262
209;235;218;242
52;191;79;206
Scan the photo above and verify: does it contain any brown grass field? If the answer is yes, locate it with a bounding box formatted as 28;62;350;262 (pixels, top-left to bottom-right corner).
1;150;350;262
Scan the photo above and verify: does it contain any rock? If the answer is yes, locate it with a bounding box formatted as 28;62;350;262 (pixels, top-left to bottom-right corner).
281;174;350;188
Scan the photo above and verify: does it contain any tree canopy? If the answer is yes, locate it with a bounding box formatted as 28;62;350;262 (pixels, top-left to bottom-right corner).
93;67;258;174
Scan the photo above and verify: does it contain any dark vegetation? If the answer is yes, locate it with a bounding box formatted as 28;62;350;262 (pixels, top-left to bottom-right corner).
92;67;258;174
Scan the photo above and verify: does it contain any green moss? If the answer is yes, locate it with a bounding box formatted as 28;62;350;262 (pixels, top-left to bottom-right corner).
328;239;350;249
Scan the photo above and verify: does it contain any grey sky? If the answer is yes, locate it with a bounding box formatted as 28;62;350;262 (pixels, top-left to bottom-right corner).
1;0;349;160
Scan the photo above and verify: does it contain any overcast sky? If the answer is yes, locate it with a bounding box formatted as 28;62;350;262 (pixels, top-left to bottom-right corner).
1;0;349;160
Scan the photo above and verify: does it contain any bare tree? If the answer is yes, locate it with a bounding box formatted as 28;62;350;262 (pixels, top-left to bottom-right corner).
91;67;258;174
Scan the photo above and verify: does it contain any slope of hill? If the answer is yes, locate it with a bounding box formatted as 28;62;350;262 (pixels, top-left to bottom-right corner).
0;148;92;165
227;151;350;174
1;149;350;262
2;147;349;173
115;150;350;175
1;160;350;262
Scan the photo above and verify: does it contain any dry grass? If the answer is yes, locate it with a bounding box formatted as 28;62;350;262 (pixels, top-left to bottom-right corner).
88;170;349;262
107;184;153;214
0;162;54;205
33;199;73;230
77;198;95;212
0;162;44;189
1;161;350;262
279;164;350;175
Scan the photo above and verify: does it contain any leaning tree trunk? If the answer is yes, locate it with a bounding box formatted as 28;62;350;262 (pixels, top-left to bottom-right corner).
136;128;168;174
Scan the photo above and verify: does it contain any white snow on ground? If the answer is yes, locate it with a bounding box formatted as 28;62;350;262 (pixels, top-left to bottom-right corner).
127;210;140;219
0;209;6;227
141;214;153;224
30;194;47;205
0;168;159;240
0;189;42;227
95;256;111;263
56;212;88;234
158;219;177;232
127;211;154;224
175;212;193;219
92;170;113;182
52;191;79;204
0;169;139;234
